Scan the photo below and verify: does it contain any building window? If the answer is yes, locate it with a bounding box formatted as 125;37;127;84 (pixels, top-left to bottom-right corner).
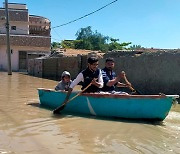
11;26;16;30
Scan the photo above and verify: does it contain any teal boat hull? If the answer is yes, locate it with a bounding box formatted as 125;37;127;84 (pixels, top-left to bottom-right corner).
38;88;179;121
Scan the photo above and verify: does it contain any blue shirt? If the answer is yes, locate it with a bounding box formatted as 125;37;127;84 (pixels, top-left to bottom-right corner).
101;67;117;92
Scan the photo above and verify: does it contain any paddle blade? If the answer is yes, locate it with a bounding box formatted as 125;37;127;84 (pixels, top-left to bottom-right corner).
53;104;66;114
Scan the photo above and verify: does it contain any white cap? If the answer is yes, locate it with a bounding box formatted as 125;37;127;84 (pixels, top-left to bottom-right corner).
61;71;70;78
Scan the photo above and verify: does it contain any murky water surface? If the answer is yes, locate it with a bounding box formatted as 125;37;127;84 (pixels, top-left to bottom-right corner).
0;72;180;154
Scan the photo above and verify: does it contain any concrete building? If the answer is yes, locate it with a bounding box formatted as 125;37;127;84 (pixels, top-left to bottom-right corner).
0;3;51;71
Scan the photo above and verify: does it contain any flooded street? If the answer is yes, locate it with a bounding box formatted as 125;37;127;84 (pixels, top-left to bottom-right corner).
0;72;180;154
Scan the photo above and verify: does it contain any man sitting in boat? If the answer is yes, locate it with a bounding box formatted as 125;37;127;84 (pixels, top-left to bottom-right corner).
55;71;72;91
101;57;131;94
53;56;103;114
70;56;103;93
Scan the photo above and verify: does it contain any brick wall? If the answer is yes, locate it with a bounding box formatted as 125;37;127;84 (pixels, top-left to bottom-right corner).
99;51;180;95
0;35;50;48
28;51;180;95
0;9;28;21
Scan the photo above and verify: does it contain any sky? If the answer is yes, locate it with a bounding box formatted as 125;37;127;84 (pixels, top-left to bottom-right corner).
2;0;180;49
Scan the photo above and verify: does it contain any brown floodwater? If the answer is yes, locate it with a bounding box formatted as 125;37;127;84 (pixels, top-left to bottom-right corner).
0;72;180;154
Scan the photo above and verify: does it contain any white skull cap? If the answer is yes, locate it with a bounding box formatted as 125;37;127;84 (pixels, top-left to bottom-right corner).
61;71;70;77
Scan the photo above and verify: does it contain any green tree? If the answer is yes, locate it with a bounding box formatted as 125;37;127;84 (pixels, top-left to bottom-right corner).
75;26;109;51
59;26;132;52
129;44;144;50
76;26;93;40
51;42;61;49
108;38;131;51
61;40;75;49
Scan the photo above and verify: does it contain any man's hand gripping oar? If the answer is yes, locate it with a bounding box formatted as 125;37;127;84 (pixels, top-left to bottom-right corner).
121;71;142;95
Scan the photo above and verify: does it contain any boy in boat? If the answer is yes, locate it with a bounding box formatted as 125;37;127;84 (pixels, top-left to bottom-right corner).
53;56;103;114
55;71;72;91
101;57;132;94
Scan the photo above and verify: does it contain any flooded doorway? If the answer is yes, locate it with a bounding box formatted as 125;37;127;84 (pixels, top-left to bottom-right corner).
19;51;45;71
19;51;27;71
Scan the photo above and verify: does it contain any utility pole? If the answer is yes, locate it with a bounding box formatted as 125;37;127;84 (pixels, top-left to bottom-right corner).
5;0;12;75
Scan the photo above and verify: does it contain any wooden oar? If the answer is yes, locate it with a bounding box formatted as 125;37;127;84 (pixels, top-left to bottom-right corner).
53;83;92;114
122;71;142;95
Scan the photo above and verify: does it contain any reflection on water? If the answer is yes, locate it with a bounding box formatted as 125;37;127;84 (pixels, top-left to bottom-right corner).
0;72;180;154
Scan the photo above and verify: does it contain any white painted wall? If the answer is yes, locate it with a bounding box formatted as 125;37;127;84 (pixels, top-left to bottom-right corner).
0;26;5;34
0;46;6;70
0;46;19;71
10;21;29;35
3;3;27;9
0;45;49;71
0;21;29;35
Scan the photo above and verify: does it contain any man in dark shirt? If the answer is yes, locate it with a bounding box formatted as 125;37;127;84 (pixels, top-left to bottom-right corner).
101;57;131;93
69;56;103;93
53;56;103;114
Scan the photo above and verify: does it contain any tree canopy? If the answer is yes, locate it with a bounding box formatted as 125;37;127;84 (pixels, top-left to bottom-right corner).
51;42;61;49
52;26;137;52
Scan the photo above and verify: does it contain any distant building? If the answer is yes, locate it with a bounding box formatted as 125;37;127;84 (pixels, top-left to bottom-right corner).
0;3;51;71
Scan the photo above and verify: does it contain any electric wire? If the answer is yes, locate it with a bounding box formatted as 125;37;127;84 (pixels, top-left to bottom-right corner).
1;0;118;42
52;0;118;29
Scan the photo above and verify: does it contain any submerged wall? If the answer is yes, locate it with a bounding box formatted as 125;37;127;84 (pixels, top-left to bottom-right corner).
28;56;82;80
28;51;180;95
100;51;180;95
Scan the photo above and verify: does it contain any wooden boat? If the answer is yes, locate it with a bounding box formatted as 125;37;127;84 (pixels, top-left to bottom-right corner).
37;88;179;121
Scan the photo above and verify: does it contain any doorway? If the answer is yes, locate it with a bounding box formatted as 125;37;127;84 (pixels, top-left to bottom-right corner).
19;51;27;71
